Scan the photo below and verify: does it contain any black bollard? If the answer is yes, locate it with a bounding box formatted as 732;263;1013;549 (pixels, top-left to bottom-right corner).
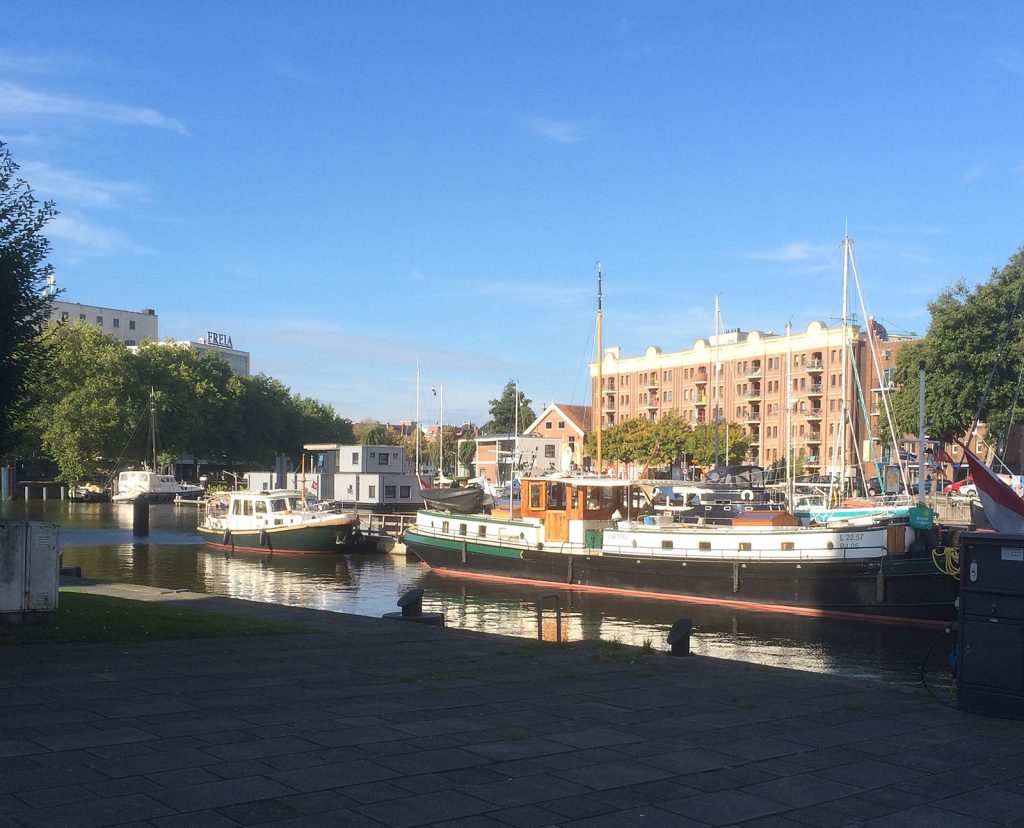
383;588;444;626
132;497;150;537
667;618;693;656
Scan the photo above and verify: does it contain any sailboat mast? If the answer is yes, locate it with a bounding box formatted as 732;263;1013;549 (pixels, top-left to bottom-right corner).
149;390;157;472
839;234;851;495
713;294;721;468
786;323;793;507
596;261;603;475
415;362;421;480
439;383;444;483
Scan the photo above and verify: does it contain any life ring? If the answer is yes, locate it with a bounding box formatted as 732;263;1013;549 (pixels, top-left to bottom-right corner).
741;489;754;502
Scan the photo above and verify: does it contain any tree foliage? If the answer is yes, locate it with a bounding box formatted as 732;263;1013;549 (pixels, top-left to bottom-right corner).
587;416;749;471
484;380;535;434
16;325;354;482
355;419;398;446
0;141;58;457
886;247;1024;447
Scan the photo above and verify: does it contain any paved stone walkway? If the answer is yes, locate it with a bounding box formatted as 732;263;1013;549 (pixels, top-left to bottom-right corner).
2;582;1023;827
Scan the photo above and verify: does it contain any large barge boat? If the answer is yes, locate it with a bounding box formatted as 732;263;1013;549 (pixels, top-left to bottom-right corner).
403;475;959;624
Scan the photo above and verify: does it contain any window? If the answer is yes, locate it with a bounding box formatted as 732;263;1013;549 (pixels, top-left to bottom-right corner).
379;453;389;466
125;340;137;346
60;311;69;321
368;485;376;499
79;313;86;320
529;484;541;509
352;452;359;463
400;485;411;498
544;444;556;458
112;318;120;328
545;422;552;429
243;500;253;516
129;320;136;330
96;316;103;325
384;485;396;498
557;421;565;429
255;501;267;515
478;525;487;537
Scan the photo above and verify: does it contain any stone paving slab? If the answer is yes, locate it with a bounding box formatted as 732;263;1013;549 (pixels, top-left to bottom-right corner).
2;580;1024;826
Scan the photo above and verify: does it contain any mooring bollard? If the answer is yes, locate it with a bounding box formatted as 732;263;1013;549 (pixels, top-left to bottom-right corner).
536;593;562;642
383;588;444;626
133;498;150;537
667;618;693;656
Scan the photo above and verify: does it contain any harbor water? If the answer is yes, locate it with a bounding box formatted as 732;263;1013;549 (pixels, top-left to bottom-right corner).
3;500;956;690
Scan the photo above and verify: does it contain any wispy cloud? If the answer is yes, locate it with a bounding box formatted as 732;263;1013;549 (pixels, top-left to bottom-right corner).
47;213;152;258
0;80;186;134
738;242;835;263
21;162;148;209
527;116;586;143
995;48;1024;75
0;48;96;75
269;59;314;83
962;163;987;184
863;224;945;237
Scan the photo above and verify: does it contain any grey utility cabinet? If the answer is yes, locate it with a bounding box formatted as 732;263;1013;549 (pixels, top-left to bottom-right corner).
0;521;61;619
957;531;1024;719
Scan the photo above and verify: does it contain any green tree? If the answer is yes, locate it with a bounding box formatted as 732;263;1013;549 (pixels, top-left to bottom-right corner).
484;381;535;434
887;247;1024;447
428;430;459;479
27;322;138;482
133;341;235;465
0;141;58;456
458;436;477;477
356;420;397;446
685;421;750;467
648;413;693;467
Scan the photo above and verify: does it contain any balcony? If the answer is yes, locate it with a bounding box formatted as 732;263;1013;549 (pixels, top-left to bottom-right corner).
693;369;708;386
747;366;762;380
745;409;761;423
806;383;823;396
805;408;822;420
806;359;824;373
645;399;659;410
806;433;822;445
746;384;762;401
694;395;708;406
644;378;659;391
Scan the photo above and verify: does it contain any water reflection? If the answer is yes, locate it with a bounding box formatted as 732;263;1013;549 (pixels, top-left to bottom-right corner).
3;500;951;687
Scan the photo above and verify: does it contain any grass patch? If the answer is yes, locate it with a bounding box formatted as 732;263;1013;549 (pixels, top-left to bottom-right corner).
0;590;314;646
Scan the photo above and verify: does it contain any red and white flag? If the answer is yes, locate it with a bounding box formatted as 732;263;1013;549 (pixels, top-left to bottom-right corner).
964;448;1024;534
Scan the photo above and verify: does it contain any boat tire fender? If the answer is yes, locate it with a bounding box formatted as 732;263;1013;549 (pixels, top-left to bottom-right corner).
222;529;231;545
741;489;754;502
258;529;268;547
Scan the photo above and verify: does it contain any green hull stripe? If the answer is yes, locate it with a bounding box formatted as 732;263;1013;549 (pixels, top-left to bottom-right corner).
405;531;524;559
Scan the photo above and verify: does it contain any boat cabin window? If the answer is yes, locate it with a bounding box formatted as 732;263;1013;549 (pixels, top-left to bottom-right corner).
529;483;541;510
571;486;580;510
546;482;566;510
255;501;267;515
232;499;243;515
270;498;289;512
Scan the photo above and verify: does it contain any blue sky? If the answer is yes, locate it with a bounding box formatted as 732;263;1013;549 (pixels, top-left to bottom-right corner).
4;2;1023;428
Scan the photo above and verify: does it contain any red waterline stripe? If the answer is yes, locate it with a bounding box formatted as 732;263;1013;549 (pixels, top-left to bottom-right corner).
419;563;948;629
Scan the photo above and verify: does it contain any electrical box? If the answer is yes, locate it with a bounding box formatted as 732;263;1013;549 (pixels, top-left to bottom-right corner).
957;532;1024;719
0;521;61;619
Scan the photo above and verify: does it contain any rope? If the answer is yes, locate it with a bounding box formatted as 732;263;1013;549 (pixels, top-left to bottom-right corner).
931;546;960;579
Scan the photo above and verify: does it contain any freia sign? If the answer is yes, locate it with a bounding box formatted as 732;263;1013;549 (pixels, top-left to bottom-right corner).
207;331;233;348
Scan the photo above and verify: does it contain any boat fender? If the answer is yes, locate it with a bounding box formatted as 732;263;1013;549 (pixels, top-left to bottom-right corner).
258;529;268;547
222;529;231;545
741;489;754;502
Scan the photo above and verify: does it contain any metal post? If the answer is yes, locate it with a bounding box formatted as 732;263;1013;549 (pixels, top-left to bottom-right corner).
536;593;562;642
133;498;150;536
